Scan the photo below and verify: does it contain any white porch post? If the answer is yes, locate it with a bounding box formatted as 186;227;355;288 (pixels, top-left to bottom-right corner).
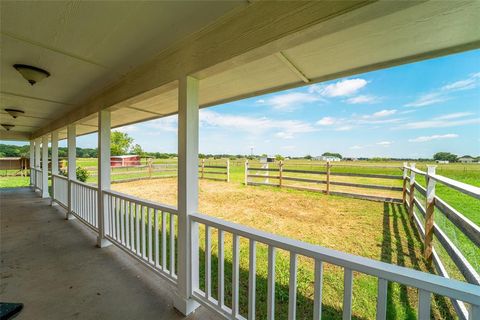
34;138;41;169
67;124;76;220
97;110;112;248
41;135;49;198
29;140;34;187
50;131;59;205
51;131;59;175
174;76;200;315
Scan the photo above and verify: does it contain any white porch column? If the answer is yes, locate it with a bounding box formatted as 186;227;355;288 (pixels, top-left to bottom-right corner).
174;76;200;315
97;110;111;248
34;138;41;168
29;140;34;187
67;124;76;220
41;135;49;198
51;131;59;175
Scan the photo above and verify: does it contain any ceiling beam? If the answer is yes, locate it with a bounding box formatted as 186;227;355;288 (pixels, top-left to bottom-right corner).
32;0;374;138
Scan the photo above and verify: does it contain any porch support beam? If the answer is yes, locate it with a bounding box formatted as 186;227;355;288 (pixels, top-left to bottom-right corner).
174;76;200;315
51;131;59;175
41;135;49;198
29;140;34;187
34;138;41;169
67;124;76;220
97;110;112;248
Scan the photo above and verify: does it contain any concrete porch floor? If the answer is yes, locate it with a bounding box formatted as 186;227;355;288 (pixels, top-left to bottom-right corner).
0;187;219;320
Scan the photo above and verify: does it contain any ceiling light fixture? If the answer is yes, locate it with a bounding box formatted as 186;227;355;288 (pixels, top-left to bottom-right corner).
13;64;50;85
1;124;15;131
4;108;25;119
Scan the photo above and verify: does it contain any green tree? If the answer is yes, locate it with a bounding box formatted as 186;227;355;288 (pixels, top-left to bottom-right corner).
433;152;457;162
304;155;312;160
275;154;284;161
322;152;342;159
111;131;133;156
131;144;144;157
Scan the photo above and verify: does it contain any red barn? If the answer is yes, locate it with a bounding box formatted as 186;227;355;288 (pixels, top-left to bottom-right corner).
110;155;141;167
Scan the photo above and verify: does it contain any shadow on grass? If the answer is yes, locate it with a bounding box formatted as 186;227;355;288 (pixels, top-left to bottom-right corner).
382;202;456;320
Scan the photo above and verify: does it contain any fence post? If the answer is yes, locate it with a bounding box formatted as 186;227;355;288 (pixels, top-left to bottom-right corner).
148;158;153;179
326;161;331;195
424;165;436;265
201;159;205;179
244;160;249;185
279;160;283;187
402;162;408;204
226;159;230;182
408;163;416;219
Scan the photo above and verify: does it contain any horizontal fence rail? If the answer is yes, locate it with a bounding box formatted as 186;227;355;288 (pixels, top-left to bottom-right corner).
103;189;178;284
52;174;68;209
71;180;98;231
199;159;230;182
245;161;403;203
191;212;480;320
404;164;480;320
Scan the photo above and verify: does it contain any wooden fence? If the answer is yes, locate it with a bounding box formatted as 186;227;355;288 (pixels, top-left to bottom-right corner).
403;163;480;319
199;159;229;182
245;160;404;203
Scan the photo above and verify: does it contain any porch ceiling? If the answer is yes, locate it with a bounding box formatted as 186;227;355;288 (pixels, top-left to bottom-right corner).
1;1;479;141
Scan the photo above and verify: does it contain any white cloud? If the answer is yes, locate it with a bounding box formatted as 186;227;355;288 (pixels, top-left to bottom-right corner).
264;92;322;111
335;125;353;131
199;110;316;139
376;141;392;146
349;145;363;150
147;116;178;132
405;72;480;107
316;116;336;126
309;78;367;97
346;95;380;104
434;112;473;120
115;125;138;133
408;134;459;143
363;109;397;119
401;113;480;129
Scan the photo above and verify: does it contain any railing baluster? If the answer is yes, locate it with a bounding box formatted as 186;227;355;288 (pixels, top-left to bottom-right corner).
162;211;167;270
205;225;212;298
288;252;297;320
376;278;387;320
418;289;431;320
148;207;153;264
232;234;240;318
313;259;323;320
248;239;256;320
121;199;126;244
267;246;276;320
169;213;175;276
155;209;159;268
142;206;146;259
125;200;130;249
115;197;120;241
218;229;225;308
130;202;135;251
136;204;140;255
343;268;353;320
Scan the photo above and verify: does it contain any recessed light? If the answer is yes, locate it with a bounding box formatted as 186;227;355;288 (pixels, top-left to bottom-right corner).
1;124;15;131
13;64;50;86
4;108;25;119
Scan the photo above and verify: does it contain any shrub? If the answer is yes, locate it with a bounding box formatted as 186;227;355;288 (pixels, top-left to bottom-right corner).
59;166;89;182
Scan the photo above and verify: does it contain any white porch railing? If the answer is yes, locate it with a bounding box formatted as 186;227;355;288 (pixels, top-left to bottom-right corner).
32;168;42;191
103;189;178;284
70;180;98;230
42;176;480;319
191;212;480;320
52;174;68;209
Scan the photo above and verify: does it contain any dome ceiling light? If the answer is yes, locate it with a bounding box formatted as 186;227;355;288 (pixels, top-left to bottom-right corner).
13;64;50;86
1;124;15;131
4;108;25;119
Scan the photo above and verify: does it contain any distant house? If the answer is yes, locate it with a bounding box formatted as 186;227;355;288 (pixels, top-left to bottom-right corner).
435;160;449;164
458;156;475;163
110;155;141;167
314;155;341;162
260;156;275;163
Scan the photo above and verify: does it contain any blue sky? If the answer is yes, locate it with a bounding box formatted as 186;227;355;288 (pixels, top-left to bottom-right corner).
7;49;480;158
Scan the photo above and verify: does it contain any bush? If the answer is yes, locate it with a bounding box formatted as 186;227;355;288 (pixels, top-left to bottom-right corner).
59;166;89;182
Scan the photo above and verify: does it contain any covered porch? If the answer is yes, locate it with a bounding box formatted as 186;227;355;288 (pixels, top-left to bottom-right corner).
1;1;480;319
